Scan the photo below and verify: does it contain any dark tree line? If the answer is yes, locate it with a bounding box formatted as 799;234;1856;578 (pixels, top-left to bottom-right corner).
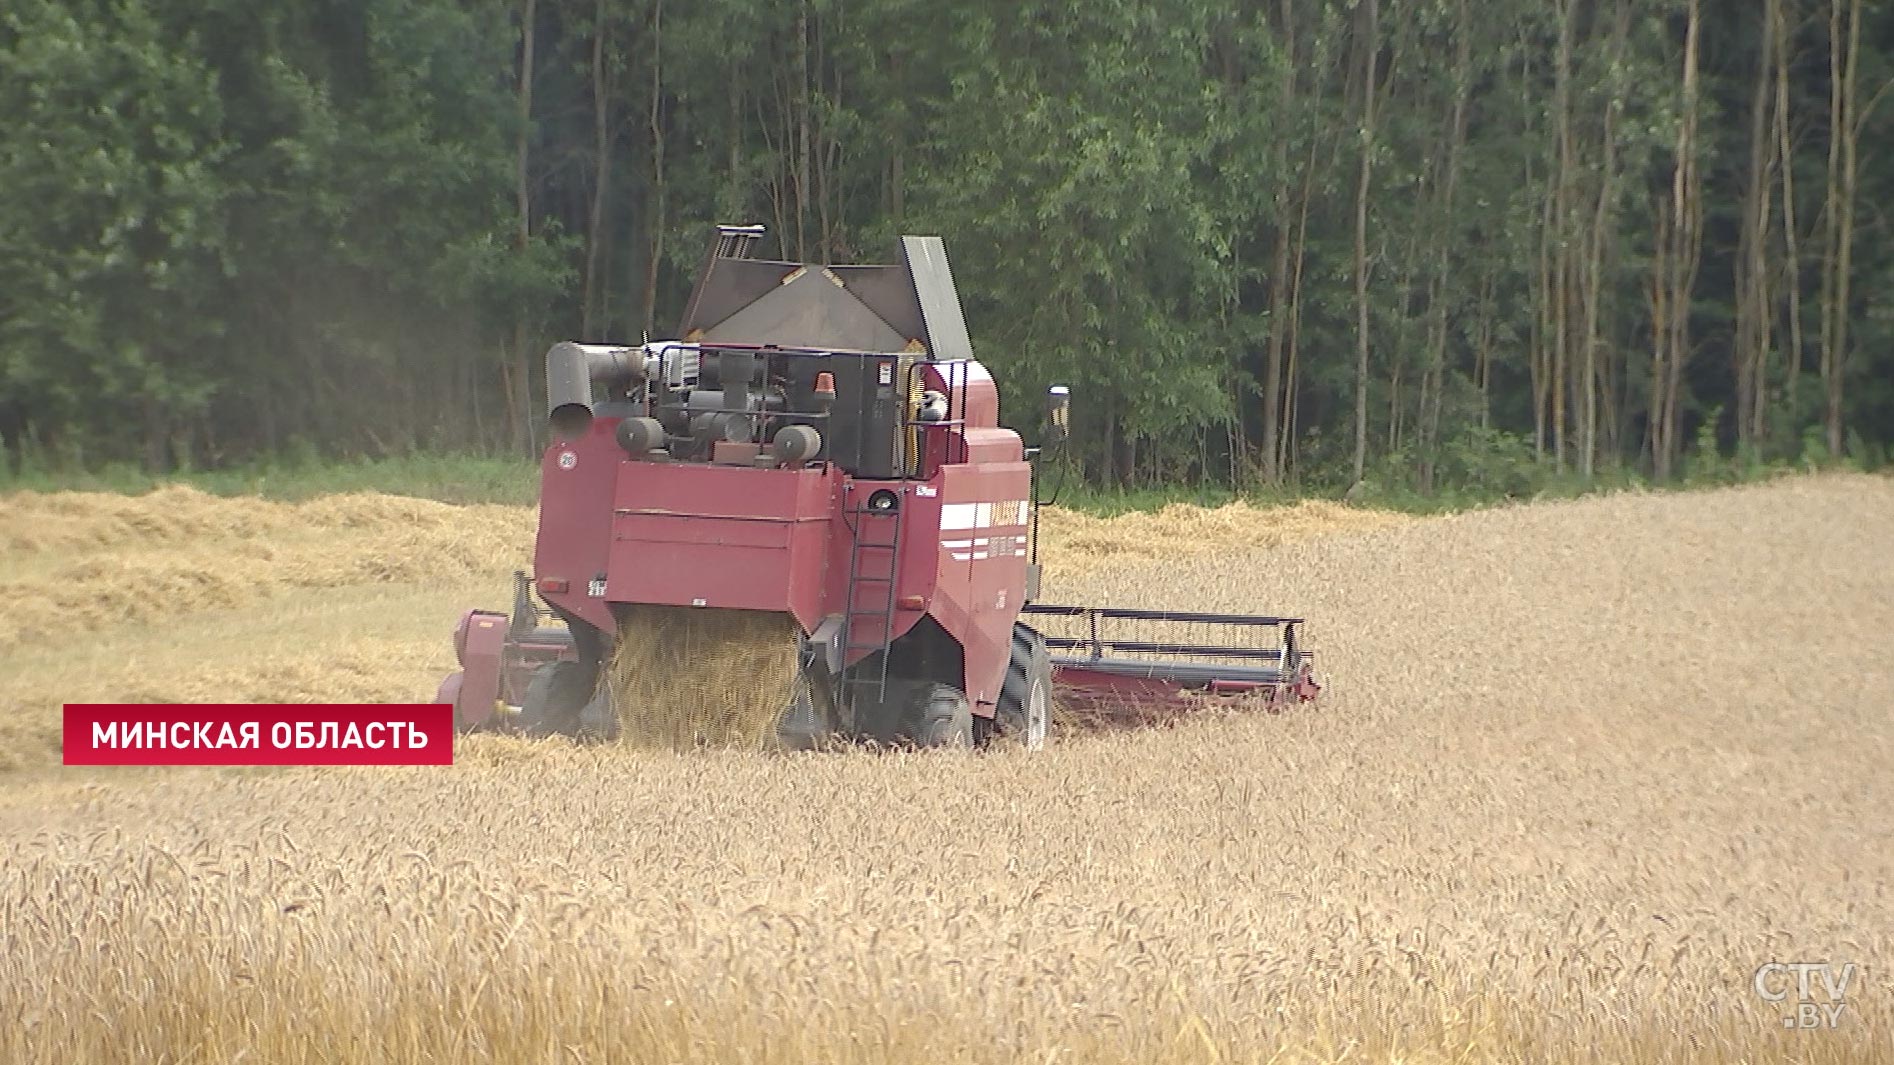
2;0;1890;490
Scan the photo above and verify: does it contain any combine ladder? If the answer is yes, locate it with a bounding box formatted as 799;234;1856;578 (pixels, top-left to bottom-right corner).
840;487;906;721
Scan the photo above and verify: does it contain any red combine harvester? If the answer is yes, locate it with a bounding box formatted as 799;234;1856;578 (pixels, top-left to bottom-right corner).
437;225;1318;748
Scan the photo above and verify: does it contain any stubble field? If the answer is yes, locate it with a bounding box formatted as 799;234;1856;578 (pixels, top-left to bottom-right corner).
0;474;1889;1062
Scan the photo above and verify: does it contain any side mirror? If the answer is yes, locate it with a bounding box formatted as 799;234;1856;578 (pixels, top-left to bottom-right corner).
1046;385;1071;449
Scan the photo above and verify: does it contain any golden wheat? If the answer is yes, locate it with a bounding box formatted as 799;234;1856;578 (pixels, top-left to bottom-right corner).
0;474;1889;1063
0;485;535;651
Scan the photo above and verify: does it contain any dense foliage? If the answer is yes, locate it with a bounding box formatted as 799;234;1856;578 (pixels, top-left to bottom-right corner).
2;0;1889;490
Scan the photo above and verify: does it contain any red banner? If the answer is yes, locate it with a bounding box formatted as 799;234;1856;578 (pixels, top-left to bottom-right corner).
62;704;455;766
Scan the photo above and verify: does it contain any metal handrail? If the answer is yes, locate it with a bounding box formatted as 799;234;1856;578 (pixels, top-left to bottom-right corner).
900;357;974;477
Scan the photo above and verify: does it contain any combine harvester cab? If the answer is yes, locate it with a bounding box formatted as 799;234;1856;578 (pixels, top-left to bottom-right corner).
437;224;1319;749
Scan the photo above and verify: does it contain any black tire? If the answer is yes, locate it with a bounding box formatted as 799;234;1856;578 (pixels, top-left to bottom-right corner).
905;682;974;748
978;624;1053;750
520;659;594;738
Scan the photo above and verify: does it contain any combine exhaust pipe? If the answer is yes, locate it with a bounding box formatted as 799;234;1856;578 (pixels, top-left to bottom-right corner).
547;341;646;440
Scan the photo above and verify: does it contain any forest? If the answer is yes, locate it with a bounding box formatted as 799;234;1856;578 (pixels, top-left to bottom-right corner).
1;0;1889;492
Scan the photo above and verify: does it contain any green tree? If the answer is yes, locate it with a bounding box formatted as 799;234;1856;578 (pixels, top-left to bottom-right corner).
0;0;232;469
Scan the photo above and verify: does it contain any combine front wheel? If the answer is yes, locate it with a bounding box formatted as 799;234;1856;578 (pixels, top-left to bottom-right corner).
906;683;974;748
979;625;1052;750
519;660;593;738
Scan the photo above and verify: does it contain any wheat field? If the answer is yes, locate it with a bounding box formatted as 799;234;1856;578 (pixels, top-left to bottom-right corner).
0;474;1889;1063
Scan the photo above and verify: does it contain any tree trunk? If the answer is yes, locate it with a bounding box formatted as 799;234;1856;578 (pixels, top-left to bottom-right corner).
1261;0;1298;486
642;0;666;334
1549;0;1576;474
1350;0;1379;488
512;0;539;455
1532;182;1554;462
794;0;811;262
0;401;23;477
142;397;170;474
1653;0;1702;481
1820;0;1862;457
1735;0;1778;449
1776;0;1806;436
1112;416;1135;487
1579;0;1630;480
814;10;841;262
1262;221;1290;484
1278;144;1317;484
1474;268;1495;431
581;0;612;340
1419;0;1471;493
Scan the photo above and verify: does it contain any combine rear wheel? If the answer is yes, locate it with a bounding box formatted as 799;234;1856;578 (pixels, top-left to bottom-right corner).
905;683;974;748
978;624;1052;750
